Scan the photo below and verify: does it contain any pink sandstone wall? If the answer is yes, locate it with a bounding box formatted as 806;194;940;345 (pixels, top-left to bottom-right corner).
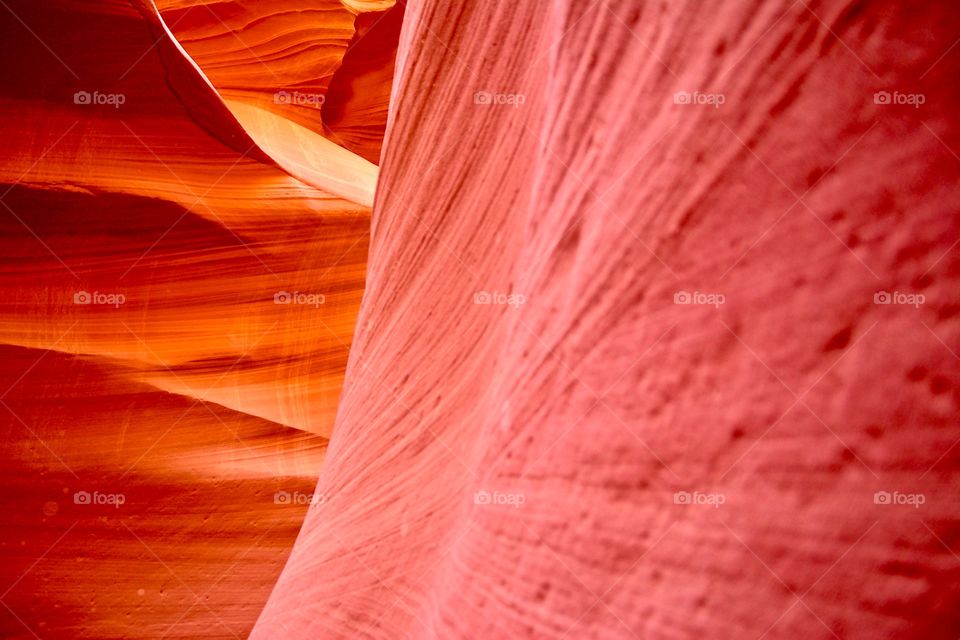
252;1;960;638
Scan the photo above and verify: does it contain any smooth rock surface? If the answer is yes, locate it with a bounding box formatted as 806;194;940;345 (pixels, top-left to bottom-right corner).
0;0;394;636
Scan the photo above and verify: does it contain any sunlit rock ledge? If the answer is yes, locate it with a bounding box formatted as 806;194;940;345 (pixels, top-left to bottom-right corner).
0;0;396;637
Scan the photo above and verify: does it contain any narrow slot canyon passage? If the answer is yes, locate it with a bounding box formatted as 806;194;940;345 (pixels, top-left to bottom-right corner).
0;1;958;638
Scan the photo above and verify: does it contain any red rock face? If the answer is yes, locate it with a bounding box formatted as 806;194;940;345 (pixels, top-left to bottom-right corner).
0;0;395;637
251;1;960;638
2;0;960;638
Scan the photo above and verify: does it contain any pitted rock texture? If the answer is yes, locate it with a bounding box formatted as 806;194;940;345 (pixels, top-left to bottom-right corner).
252;1;960;638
